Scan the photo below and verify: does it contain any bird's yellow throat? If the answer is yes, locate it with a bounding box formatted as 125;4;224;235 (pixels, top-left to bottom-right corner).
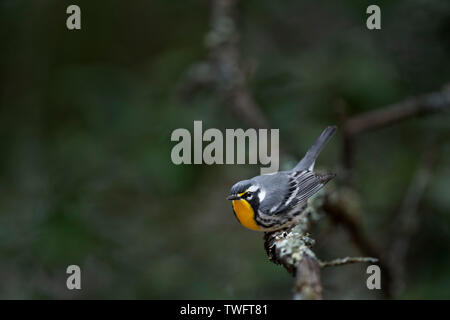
232;199;260;231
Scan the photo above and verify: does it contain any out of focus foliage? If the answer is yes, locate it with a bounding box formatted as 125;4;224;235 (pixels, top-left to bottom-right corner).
0;0;449;299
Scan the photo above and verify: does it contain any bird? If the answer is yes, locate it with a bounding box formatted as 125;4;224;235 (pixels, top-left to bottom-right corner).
226;126;337;232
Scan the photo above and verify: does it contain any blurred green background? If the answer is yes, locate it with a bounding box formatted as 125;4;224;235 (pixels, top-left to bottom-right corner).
0;0;449;299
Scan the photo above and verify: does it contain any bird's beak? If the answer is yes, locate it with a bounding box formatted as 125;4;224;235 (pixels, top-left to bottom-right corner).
227;194;240;200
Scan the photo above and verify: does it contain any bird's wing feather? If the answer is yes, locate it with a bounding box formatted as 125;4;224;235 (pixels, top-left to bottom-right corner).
266;170;333;215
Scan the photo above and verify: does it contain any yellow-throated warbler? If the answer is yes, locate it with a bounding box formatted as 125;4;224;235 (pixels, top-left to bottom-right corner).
227;126;336;231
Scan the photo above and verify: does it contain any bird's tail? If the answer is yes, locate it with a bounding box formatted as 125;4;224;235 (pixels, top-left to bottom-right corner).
293;126;337;171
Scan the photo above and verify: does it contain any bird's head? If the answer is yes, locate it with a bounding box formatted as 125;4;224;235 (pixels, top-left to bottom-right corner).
227;180;262;230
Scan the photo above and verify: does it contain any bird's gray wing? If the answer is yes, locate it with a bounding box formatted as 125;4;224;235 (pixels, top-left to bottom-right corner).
262;170;334;215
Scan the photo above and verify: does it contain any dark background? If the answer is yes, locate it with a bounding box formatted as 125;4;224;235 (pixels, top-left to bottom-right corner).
0;0;449;299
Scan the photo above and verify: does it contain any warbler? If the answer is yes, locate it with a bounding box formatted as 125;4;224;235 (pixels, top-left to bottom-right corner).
227;126;336;231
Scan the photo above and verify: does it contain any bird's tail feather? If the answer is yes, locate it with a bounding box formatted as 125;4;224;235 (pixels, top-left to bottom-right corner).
294;126;337;171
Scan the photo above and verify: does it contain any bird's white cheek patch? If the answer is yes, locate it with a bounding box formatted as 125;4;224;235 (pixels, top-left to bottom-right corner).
258;190;266;202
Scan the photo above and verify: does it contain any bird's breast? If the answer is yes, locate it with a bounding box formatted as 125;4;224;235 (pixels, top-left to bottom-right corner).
232;199;260;231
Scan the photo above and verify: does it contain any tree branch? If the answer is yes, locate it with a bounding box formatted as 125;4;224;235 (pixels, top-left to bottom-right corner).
319;256;378;268
263;203;377;300
321;191;393;297
294;254;323;300
387;140;440;295
264;219;323;300
344;84;450;135
207;0;269;129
